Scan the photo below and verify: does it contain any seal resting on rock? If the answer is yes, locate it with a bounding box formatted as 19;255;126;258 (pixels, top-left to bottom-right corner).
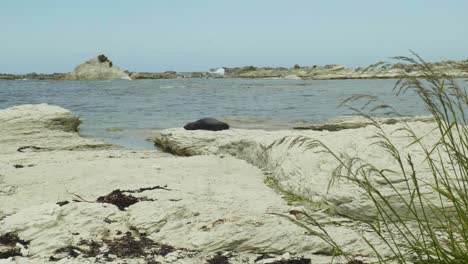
184;118;229;131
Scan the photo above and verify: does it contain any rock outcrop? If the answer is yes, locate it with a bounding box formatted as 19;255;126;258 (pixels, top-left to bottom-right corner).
152;117;448;221
294;115;435;131
0;104;393;263
0;73;66;81
0;104;112;153
223;60;468;79
65;54;130;80
0;74;17;80
2;59;468;80
130;71;178;79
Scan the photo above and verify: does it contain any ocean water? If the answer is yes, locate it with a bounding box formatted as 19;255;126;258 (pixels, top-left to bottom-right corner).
0;78;437;149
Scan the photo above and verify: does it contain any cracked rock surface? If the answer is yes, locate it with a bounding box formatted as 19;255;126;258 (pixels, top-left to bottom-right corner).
0;104;411;263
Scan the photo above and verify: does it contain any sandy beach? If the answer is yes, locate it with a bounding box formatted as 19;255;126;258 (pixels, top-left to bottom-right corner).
0;104;453;264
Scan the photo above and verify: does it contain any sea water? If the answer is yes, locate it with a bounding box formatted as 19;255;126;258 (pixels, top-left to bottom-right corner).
0;78;438;149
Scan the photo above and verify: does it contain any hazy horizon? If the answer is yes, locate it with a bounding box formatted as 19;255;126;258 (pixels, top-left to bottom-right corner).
2;0;468;74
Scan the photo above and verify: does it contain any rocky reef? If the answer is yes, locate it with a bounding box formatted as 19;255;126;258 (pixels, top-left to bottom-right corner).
222;60;468;79
293;115;435;131
129;71;178;79
0;73;66;81
2;58;468;81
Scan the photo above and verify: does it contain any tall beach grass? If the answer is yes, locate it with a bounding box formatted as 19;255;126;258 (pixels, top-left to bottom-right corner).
271;53;467;263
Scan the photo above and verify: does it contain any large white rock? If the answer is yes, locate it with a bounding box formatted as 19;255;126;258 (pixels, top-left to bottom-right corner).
152;118;448;221
65;55;129;80
0;104;391;263
0;104;111;154
283;74;302;80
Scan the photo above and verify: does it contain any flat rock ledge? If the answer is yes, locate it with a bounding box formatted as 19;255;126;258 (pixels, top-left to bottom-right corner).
294;115;435;131
0;104;389;263
152;117;447;221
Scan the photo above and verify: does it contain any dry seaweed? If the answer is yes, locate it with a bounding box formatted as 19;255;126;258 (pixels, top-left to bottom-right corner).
0;233;29;259
48;231;178;262
17;146;48;152
0;233;29;248
95;185;169;210
96;190;139;210
158;244;175;257
50;246;81;260
77;239;101;257
255;254;274;262
0;248;21;259
207;253;230;264
56;201;69;207
103;232;176;258
271;257;311;264
346;259;368;264
121;185;172;193
103;232;155;258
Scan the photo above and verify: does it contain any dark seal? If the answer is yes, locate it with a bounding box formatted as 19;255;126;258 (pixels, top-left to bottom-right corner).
184;118;229;131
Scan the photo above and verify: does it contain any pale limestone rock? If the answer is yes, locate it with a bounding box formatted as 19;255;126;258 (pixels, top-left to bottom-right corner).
0;104;111;154
0;104;390;263
283;74;301;80
294;115;435;131
224;60;468;79
152;117;446;221
65;55;129;80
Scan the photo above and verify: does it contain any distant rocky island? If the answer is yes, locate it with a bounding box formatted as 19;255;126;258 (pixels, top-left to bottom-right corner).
1;54;468;81
64;54;129;81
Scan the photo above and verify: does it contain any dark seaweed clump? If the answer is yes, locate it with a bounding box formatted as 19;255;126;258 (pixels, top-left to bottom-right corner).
271;257;311;264
0;233;29;259
49;232;176;262
346;259;367;264
103;231;156;258
56;201;70;207
254;254;273;262
96;190;139;210
95;186;168;210
49;246;81;261
97;54;113;67
103;232;176;258
97;54;109;63
207;253;230;264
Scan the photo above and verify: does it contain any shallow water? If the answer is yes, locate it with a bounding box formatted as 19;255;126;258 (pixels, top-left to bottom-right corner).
0;78;440;149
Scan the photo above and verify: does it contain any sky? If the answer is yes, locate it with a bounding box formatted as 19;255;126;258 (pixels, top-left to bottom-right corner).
1;0;468;73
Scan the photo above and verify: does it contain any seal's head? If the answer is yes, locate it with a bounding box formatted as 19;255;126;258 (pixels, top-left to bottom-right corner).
183;122;198;130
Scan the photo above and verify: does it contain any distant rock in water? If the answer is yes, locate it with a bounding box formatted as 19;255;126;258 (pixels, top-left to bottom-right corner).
65;54;130;80
184;118;230;131
283;74;301;80
130;71;178;79
294;115;436;131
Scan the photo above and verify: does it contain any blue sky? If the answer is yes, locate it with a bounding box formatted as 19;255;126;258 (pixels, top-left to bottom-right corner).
1;0;467;73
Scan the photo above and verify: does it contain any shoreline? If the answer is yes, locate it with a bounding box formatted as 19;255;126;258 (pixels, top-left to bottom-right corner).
0;104;454;263
2;74;468;81
2;59;468;81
